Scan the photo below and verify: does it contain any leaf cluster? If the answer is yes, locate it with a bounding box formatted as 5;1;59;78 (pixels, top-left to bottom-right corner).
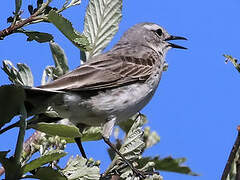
0;0;197;179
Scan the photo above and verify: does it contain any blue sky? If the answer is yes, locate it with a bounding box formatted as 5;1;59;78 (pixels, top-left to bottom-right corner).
1;0;240;179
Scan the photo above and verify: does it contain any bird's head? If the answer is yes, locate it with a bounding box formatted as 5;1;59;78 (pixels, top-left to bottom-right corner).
119;22;187;56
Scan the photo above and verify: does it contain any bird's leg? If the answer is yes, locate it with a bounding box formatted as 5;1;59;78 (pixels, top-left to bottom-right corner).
75;123;88;159
102;137;146;179
74;137;87;159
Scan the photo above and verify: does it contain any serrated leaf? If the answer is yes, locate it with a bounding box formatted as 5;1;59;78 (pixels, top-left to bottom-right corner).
29;122;82;138
119;166;163;180
22;150;67;174
16;29;54;43
82;0;122;61
144;174;163;180
2;60;33;86
119;114;145;159
106;115;145;174
48;10;91;51
62;155;100;180
33;167;67;180
0;85;25;128
119;128;144;159
137;156;198;176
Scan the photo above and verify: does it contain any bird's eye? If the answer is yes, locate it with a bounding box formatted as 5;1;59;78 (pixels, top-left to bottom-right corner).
156;29;163;36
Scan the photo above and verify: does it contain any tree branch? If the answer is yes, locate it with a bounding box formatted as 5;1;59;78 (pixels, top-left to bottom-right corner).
0;16;33;39
0;0;52;39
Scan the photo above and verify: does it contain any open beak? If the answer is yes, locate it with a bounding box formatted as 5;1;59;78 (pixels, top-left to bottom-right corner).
165;35;187;49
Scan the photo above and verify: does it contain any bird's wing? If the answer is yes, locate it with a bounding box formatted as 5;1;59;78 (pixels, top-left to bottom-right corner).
39;51;157;91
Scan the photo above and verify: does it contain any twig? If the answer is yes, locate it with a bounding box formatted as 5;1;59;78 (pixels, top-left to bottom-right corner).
0;16;33;39
221;126;240;180
0;115;40;135
0;121;20;134
0;0;52;39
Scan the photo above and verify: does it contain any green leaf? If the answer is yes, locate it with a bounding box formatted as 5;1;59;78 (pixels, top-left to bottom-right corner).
42;66;58;83
138;156;199;176
118;113;147;133
63;0;81;9
17;64;34;86
15;0;22;15
119;164;163;180
22;150;67;174
32;167;67;180
62;155;100;180
16;29;54;43
144;174;163;180
42;42;69;84
48;10;91;51
81;126;102;142
68;0;81;6
49;41;69;75
41;41;69;84
82;0;122;61
29;122;82;138
106;115;145;174
2;60;33;86
30;122;102;143
0;85;25;128
143;126;160;149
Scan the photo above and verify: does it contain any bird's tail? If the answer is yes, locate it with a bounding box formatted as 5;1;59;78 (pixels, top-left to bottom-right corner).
0;84;62;129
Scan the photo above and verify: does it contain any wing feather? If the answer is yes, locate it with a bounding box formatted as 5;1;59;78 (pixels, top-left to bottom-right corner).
39;49;158;91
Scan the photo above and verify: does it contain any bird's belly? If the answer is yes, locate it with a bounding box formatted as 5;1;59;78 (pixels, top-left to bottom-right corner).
91;83;155;122
52;81;157;126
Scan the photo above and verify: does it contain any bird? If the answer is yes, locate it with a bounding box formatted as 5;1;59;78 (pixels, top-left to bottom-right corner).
0;22;187;178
